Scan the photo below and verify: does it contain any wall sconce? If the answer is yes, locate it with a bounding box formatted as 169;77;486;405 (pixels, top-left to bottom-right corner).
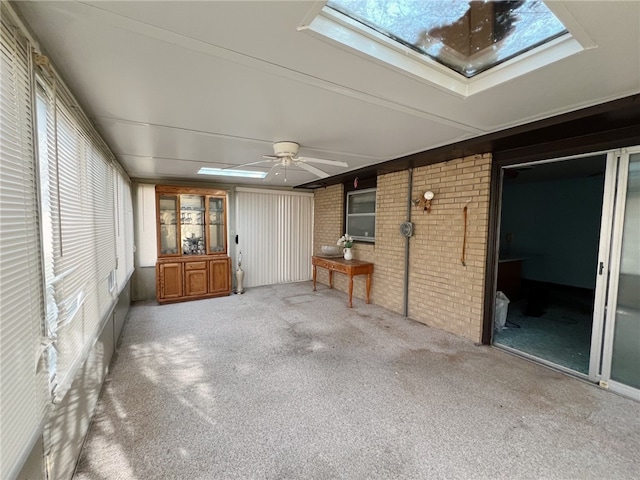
412;191;435;213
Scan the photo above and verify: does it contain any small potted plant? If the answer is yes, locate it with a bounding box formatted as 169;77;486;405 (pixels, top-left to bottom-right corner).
337;234;354;260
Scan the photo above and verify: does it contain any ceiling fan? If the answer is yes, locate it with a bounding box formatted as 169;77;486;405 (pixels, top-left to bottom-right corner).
233;141;348;182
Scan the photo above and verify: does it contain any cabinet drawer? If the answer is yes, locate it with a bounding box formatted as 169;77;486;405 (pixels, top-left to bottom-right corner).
331;263;349;274
314;259;330;269
185;261;207;271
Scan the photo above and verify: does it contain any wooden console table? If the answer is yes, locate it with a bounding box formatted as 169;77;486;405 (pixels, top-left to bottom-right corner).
312;256;374;308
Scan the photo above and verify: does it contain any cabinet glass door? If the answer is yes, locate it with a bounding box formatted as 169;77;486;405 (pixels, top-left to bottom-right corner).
208;196;226;253
158;195;178;255
180;194;205;255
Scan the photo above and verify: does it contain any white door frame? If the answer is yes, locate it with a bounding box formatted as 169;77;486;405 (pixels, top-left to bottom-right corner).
496;147;640;399
598;146;640;400
588;151;620;382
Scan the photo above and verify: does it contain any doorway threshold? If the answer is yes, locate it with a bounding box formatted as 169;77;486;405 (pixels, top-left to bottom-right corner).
492;343;592;384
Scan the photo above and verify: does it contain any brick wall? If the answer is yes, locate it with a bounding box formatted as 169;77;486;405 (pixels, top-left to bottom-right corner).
369;171;409;314
312;153;491;342
313;184;344;289
313;184;344;256
408;154;491;342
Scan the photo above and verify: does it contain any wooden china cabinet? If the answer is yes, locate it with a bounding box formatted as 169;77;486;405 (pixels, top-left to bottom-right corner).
155;185;231;304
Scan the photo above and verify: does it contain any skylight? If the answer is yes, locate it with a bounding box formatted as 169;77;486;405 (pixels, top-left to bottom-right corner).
198;167;267;179
326;0;568;78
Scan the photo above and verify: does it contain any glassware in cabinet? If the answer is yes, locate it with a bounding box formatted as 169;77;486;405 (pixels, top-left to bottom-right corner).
180;194;205;255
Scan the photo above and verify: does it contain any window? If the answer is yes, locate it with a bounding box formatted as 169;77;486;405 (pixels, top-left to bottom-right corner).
114;172;134;292
346;188;376;242
0;8;48;479
305;0;586;96
1;4;134;477
327;0;567;78
35;69;133;403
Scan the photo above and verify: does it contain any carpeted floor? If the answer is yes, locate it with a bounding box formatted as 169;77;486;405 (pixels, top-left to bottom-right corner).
74;282;640;480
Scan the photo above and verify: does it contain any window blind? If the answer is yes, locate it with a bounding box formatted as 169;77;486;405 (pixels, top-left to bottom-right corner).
35;74;120;402
124;179;134;280
0;10;48;479
115;173;134;292
235;188;313;287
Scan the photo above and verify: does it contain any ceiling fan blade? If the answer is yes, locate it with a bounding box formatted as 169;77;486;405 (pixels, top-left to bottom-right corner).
298;156;348;167
223;159;270;170
263;164;281;182
297;162;329;179
262;155;279;160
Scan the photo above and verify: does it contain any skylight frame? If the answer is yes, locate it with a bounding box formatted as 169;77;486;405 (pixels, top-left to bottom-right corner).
326;0;569;79
198;167;267;179
300;1;589;97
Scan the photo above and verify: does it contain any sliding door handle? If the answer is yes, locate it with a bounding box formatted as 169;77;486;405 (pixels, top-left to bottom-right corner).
599;261;604;275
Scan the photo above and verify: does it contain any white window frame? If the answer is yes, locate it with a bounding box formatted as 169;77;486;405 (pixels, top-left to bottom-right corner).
346;187;376;243
300;3;592;97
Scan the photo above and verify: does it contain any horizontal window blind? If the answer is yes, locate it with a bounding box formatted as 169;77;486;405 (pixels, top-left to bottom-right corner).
0;10;48;480
115;173;134;291
124;181;134;280
235;188;313;287
35;72;123;402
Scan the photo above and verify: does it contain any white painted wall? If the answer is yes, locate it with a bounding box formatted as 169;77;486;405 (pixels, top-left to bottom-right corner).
135;183;158;268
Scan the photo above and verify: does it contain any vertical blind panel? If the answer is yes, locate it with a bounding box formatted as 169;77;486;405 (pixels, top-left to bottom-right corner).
0;11;48;480
135;183;158;267
236;190;313;288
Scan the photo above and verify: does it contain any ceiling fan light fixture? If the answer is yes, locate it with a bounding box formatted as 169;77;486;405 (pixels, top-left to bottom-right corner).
273;141;300;157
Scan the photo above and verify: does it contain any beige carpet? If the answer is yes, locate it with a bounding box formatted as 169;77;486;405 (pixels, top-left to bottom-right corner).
74;281;640;479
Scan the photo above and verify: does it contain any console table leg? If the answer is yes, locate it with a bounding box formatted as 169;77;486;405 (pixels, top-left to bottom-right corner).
329;271;333;289
365;274;371;304
348;276;354;308
312;265;317;291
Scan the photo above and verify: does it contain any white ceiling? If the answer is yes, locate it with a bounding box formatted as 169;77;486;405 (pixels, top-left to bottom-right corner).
16;1;640;187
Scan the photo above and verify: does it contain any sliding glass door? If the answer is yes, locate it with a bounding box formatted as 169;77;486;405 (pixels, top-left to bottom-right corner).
494;147;639;400
598;150;640;397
